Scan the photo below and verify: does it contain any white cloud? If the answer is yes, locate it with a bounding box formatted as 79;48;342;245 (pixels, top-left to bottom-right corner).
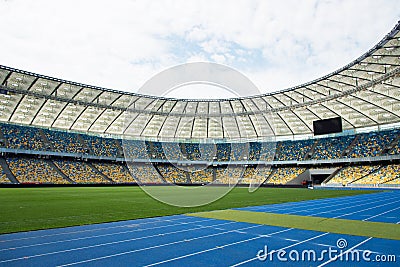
0;0;399;97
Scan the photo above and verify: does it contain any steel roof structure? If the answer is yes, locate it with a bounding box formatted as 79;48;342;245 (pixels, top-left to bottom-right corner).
0;22;400;140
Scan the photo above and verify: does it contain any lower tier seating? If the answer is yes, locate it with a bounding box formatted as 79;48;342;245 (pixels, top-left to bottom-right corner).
0;164;10;183
266;167;306;184
7;158;69;184
327;165;380;185
157;164;188;184
187;166;214;184
53;160;110;184
0;156;399;187
127;164;164;184
241;166;273;184
93;162;135;183
353;164;400;185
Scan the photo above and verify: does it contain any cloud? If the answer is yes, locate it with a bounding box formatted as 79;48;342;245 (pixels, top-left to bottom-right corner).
0;0;399;97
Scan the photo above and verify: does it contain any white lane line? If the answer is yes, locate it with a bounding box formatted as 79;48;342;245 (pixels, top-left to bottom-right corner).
290;197;400;218
0;216;189;243
246;195;367;212
59;195;394;266
56;224;265;267
145;193;399;266
247;192;398;219
144;228;294;267
363;206;400;221
231;232;330;266
0;220;244;264
317;237;373;267
332;199;400;219
0;219;235;252
246;192;392;213
245;194;400;221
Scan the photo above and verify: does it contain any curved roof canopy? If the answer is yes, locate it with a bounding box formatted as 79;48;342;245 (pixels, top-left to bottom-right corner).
0;22;400;140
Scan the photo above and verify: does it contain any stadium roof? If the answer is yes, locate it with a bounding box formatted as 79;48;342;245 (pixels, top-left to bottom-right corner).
0;21;400;140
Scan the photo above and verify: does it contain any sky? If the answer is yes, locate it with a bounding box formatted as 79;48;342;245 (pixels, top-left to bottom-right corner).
0;0;399;99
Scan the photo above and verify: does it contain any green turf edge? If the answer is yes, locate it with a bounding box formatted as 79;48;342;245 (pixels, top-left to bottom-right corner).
188;209;400;240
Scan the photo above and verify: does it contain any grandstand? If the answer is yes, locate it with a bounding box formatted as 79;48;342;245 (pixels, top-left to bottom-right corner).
0;123;399;187
0;22;399;188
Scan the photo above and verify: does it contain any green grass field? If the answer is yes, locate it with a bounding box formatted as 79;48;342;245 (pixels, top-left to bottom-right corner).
0;186;374;234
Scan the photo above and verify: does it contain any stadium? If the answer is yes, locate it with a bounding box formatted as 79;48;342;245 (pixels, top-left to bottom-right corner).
0;14;400;267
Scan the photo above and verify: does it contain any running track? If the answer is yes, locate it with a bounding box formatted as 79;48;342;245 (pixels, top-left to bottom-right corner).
0;191;399;266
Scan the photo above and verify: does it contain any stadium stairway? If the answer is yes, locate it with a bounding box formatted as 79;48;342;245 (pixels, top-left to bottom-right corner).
86;162;115;183
115;140;125;158
185;170;192;183
348;165;383;185
382;173;400;184
385;135;400;154
152;164;169;183
321;167;342;184
0;157;18;183
304;140;317;160
47;159;75;184
286;169;309;185
0;127;8;148
77;134;92;154
263;168;277;184
341;135;359;157
38;128;54;151
273;143;282;160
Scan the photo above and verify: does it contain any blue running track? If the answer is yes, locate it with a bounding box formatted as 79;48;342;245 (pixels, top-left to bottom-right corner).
1;191;399;266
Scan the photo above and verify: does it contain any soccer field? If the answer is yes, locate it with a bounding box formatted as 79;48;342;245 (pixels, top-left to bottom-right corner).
0;186;374;234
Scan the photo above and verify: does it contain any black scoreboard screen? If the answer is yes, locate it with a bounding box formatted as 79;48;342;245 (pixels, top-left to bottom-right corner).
313;117;342;136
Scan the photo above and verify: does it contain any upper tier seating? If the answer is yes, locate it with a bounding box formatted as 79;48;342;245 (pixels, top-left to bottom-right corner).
276;140;314;161
1;124;44;151
0;123;399;163
123;140;149;159
388;135;400;155
82;135;120;157
346;130;396;158
43;129;86;154
312;135;354;160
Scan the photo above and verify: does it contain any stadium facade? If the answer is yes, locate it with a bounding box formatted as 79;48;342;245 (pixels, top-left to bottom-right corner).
0;22;399;187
